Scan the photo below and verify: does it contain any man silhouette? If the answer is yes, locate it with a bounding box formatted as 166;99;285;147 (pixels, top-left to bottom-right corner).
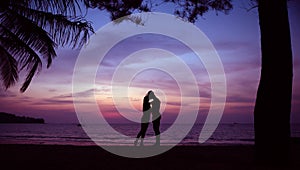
149;91;161;146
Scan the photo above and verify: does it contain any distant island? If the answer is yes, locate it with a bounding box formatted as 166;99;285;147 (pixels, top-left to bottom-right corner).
0;112;44;124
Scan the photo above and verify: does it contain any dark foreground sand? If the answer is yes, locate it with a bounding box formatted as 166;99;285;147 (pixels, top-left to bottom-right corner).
1;143;299;170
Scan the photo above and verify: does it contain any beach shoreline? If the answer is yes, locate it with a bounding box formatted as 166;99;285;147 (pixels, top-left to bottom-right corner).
1;143;299;170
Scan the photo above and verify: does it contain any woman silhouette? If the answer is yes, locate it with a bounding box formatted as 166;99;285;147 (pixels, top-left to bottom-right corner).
134;91;152;146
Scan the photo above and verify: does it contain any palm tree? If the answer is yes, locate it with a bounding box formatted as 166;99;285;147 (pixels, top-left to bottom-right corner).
0;0;93;92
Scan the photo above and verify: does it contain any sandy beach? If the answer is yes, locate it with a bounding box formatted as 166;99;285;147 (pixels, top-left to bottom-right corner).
1;142;299;170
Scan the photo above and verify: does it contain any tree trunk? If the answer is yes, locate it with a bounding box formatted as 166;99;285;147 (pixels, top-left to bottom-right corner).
255;0;293;164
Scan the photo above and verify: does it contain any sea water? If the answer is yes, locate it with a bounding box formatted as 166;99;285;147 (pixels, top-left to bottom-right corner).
0;123;299;146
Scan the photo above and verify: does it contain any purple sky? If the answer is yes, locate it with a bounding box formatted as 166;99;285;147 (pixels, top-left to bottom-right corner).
0;1;299;124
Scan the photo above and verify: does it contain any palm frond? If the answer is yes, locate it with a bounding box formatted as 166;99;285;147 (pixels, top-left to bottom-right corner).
0;46;18;89
1;9;56;68
0;24;42;69
8;0;85;17
0;24;42;92
10;5;94;49
20;60;40;92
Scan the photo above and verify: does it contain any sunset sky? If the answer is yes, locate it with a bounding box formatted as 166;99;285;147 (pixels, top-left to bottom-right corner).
0;1;299;124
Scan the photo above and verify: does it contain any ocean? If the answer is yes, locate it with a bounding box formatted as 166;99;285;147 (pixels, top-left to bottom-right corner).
1;123;299;146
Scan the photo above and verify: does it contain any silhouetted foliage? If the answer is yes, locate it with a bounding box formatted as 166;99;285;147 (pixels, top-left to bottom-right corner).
0;0;94;92
0;112;44;123
85;0;232;22
165;0;232;23
84;0;150;20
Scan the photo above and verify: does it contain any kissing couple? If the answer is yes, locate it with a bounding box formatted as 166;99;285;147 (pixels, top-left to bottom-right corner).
134;90;161;146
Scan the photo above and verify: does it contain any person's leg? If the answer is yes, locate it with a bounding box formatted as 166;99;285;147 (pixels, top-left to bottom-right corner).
138;123;149;146
136;123;145;139
136;130;142;138
153;116;161;135
153;116;161;146
140;123;149;138
134;130;141;146
135;123;145;146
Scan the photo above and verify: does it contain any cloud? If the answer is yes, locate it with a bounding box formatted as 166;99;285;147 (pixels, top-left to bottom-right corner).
214;41;255;52
130;97;140;102
53;87;111;100
52;94;73;99
0;89;17;97
48;89;57;92
226;95;255;104
72;89;95;98
32;99;74;105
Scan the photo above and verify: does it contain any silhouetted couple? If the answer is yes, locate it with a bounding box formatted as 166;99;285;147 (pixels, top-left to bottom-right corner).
134;90;161;146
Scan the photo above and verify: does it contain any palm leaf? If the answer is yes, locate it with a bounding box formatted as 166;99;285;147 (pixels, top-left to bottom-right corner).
0;24;42;92
10;0;84;16
0;46;18;89
20;60;40;92
1;9;56;68
10;5;93;49
0;24;43;68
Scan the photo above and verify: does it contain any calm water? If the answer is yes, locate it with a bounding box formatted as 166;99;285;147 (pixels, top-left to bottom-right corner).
0;123;299;146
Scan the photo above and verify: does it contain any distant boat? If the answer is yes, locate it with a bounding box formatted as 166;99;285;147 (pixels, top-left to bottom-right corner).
229;122;239;127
